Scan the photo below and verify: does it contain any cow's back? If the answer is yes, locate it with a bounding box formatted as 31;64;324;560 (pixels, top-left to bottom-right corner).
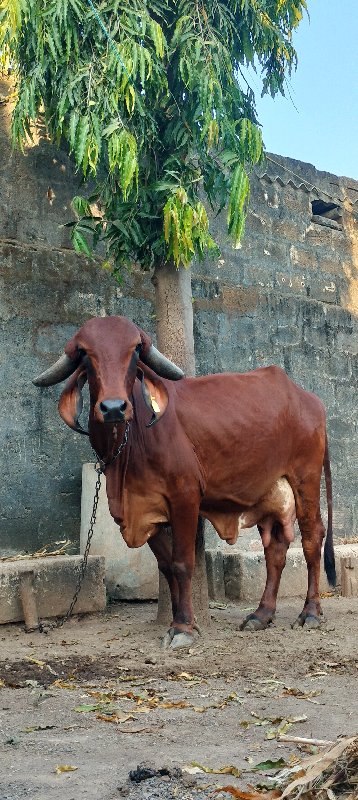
170;365;326;505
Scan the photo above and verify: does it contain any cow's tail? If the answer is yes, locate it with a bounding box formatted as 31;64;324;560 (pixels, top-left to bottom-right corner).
323;431;336;587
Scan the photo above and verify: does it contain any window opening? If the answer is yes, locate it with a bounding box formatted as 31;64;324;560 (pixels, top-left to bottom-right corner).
311;199;342;229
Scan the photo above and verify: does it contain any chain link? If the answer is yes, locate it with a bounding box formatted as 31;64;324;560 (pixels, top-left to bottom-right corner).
55;464;103;629
39;423;130;632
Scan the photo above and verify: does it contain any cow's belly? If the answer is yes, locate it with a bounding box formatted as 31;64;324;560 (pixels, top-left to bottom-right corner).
119;489;170;548
201;478;296;545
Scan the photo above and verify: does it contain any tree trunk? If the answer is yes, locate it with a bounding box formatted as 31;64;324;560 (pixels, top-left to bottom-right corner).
152;261;196;376
152;261;210;629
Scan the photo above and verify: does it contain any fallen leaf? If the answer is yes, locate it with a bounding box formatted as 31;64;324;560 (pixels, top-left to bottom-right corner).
96;712;133;724
132;706;152;714
0;679;5;688
190;762;241;778
182;765;203;775
282;686;321;703
52;679;77;690
25;657;46;667
214;788;280;799
159;700;190;709
24;657;58;676
252;758;288;772
271;736;357;796
117;725;162;734
23;725;56;733
170;672;204;684
54;765;78;774
209;601;228;609
74;702;123;715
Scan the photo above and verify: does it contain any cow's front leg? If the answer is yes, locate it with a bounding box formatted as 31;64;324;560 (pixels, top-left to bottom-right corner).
148;524;179;620
240;522;289;631
163;502;199;650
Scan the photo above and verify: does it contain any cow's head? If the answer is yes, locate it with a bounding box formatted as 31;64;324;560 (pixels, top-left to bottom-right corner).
33;316;184;434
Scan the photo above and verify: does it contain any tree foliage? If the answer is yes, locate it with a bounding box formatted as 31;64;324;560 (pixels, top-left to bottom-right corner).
1;0;307;271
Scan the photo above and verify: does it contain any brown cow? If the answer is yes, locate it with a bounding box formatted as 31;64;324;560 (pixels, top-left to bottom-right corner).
33;316;335;649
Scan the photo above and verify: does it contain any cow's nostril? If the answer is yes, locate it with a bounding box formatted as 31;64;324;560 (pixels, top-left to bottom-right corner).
100;399;127;416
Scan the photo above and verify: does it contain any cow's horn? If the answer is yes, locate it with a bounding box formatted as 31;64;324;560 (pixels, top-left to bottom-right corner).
142;345;184;380
32;353;80;387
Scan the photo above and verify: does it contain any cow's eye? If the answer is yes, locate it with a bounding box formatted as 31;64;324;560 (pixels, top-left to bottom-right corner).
135;343;142;353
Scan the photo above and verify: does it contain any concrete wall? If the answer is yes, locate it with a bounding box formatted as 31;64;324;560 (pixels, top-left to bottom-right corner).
0;77;357;555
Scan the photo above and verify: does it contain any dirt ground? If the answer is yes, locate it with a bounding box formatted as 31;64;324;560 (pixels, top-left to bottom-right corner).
0;596;357;800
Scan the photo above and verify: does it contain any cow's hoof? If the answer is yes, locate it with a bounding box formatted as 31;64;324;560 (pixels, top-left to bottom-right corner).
292;613;321;630
239;614;272;631
162;628;196;651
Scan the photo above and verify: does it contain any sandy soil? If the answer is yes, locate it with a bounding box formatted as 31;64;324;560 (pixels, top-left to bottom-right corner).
0;597;357;800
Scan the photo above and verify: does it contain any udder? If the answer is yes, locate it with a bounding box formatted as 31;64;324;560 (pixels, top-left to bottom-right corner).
238;477;296;548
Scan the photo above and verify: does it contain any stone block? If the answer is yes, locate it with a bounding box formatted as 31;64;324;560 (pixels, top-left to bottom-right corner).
304;223;333;247
272;218;305;242
205;550;226;601
0;555;106;624
80;464;159;600
223;544;358;602
341;556;358;597
274;326;301;346
307;279;338;305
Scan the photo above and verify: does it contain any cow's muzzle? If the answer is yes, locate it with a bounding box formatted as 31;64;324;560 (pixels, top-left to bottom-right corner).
99;398;128;423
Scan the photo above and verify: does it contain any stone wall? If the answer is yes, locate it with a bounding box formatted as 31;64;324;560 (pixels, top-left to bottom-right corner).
0;77;357;555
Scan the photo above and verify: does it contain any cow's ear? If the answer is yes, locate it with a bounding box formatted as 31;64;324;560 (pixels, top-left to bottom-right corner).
58;368;89;435
137;327;152;357
137;367;168;427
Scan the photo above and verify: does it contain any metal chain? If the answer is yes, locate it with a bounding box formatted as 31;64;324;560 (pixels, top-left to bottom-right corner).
55;463;103;629
40;423;130;632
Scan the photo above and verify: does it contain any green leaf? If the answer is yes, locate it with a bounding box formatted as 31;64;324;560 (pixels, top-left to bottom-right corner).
72;229;92;258
252;758;288;772
8;0;306;271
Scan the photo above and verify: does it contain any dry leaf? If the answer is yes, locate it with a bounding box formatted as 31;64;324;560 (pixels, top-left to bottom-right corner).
282;686;321;703
55;765;78;774
214;788;280;799
23;725;56;733
96;712;133;724
116;726;160;734
279;737;356;798
159;700;190;709
170;672;203;684
190;762;241;777
53;679;77;690
25;657;46;668
25;657;57;675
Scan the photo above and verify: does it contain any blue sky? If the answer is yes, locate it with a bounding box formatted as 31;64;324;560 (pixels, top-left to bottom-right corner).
249;0;358;180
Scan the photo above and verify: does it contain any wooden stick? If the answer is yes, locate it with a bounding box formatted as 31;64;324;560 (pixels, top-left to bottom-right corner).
19;569;39;632
279;735;334;746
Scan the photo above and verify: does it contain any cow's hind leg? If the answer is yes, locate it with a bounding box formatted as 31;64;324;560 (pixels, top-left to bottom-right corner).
240;522;289;631
293;507;325;629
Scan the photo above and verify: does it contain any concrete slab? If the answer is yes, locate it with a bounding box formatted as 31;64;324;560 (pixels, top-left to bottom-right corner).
341;555;358;597
206;544;358;602
80;464;159;600
0;555;106;624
